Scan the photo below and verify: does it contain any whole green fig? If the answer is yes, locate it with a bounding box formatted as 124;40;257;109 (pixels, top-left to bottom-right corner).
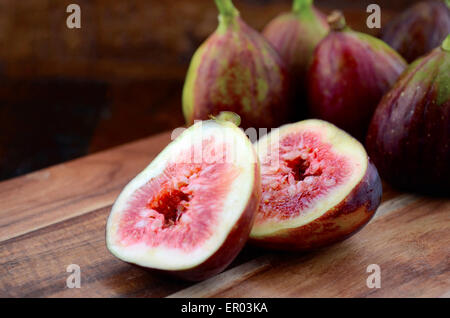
182;0;292;129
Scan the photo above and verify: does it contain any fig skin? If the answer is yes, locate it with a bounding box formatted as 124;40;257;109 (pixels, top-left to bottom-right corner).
263;0;329;119
308;11;407;141
182;0;292;130
366;36;450;195
381;0;450;63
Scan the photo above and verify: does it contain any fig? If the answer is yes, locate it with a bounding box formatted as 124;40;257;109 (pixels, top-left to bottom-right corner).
263;0;329;118
366;35;450;195
250;119;382;251
182;0;292;129
381;0;450;63
308;11;407;141
106;114;261;281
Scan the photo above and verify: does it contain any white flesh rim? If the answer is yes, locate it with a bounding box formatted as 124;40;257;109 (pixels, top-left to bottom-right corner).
250;119;368;238
106;120;257;271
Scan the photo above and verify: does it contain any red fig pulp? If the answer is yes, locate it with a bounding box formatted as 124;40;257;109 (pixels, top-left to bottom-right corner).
183;0;292;129
381;0;450;63
366;35;450;195
308;11;407;141
263;0;329;118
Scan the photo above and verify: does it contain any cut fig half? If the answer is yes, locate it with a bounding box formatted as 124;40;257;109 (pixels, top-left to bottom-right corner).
250;119;382;250
106;118;260;281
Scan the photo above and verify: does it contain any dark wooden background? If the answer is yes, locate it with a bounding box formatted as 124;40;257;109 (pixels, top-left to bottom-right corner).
0;0;421;181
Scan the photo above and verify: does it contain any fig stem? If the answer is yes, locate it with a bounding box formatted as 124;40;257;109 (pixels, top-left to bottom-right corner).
442;34;450;52
215;0;239;24
210;111;241;127
327;10;347;31
292;0;313;14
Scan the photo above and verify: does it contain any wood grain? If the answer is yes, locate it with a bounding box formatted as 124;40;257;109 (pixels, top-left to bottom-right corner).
211;198;450;298
170;196;450;298
1;131;448;297
0;206;190;297
167;194;423;298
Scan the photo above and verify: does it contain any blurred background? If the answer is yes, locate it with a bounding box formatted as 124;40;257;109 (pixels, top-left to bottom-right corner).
0;0;421;181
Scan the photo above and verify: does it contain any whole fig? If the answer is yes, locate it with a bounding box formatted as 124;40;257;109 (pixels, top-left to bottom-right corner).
308;11;407;141
263;0;329;118
381;0;450;63
182;0;292;129
366;35;450;195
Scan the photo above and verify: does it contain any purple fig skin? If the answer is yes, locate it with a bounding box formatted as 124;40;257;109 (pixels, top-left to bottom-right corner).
308;12;407;141
182;1;292;130
381;0;450;63
263;0;329;119
366;38;450;195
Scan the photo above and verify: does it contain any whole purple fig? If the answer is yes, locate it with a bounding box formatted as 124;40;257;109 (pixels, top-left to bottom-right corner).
308;11;407;141
366;35;450;195
381;0;450;63
262;0;329;118
182;0;292;129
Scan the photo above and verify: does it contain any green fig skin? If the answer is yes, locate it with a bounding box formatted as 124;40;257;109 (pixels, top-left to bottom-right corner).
381;0;450;63
183;1;292;130
308;13;407;141
263;0;329;119
366;39;450;195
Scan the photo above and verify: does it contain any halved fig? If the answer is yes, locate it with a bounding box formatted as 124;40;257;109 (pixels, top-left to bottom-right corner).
250;119;382;250
106;118;260;281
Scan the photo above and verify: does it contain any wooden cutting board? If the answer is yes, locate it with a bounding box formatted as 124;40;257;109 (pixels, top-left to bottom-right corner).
0;131;449;298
